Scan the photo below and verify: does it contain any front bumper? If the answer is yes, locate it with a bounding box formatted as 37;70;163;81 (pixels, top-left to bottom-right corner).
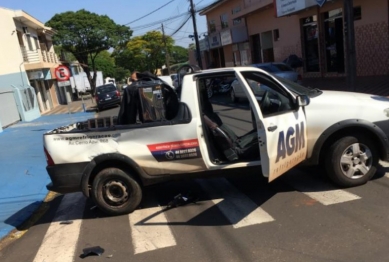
97;97;121;108
46;162;89;194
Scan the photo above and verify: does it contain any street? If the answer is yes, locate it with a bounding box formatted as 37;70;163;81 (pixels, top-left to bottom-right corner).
1;94;389;262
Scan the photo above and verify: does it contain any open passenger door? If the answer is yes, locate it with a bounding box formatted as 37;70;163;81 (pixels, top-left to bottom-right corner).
235;70;308;182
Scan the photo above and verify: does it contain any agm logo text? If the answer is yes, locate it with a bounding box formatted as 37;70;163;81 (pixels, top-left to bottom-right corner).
276;121;305;163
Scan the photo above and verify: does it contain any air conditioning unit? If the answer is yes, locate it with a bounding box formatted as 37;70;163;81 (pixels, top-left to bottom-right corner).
22;27;30;35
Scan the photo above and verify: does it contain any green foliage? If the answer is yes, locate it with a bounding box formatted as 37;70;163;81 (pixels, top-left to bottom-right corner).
170;46;188;65
90;50;115;78
114;30;176;74
54;46;76;61
46;9;132;94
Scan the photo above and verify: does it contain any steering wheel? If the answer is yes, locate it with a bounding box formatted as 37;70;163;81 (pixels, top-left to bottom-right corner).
260;90;271;113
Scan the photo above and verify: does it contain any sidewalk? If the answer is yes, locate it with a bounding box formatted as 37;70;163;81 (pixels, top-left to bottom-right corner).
302;75;389;96
0;74;388;242
0;112;94;241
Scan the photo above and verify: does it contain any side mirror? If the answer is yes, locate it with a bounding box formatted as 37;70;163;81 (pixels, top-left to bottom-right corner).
297;95;310;107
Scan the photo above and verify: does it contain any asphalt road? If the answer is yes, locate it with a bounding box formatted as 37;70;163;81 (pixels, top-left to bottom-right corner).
1;94;389;262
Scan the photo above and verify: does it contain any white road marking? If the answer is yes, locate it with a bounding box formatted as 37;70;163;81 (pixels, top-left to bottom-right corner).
198;178;274;228
379;161;389;178
33;193;86;262
129;206;176;254
288;175;360;205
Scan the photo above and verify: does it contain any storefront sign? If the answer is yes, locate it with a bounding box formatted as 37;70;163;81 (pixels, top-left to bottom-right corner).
199;37;210;51
57;80;71;87
209;33;221;49
275;0;323;17
220;29;232;46
231;26;248;44
28;70;44;80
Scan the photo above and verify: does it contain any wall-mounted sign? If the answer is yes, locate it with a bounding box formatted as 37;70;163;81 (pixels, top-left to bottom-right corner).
199;37;210;51
220;29;232;46
54;65;71;81
28;70;44;80
275;0;325;17
209;33;221;49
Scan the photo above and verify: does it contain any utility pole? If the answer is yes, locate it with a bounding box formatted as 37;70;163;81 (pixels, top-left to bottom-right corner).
343;0;357;91
189;0;203;69
161;23;171;75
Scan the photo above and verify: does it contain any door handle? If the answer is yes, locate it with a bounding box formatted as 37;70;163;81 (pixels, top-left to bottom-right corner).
267;125;277;132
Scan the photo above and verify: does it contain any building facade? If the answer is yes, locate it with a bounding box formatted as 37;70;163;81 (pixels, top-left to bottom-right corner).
0;7;62;130
199;0;389;77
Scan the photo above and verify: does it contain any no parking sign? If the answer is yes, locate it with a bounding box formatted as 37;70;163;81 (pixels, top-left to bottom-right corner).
54;65;71;81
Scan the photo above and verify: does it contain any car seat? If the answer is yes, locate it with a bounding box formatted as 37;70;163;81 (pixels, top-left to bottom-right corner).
200;87;259;162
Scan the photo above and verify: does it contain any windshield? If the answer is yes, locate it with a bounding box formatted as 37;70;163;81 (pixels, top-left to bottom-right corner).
97;85;116;93
273;75;322;97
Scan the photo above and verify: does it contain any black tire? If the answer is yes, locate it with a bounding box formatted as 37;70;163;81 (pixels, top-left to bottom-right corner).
325;135;378;187
91;167;142;215
230;89;239;103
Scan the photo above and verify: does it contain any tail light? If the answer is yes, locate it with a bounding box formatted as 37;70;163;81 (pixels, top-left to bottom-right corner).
116;90;120;97
44;147;54;166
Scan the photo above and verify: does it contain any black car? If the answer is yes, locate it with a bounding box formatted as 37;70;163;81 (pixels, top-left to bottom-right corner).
95;84;121;111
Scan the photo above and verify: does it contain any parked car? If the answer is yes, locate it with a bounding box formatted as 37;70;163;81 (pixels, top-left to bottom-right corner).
252;62;302;83
95;84;121;111
230;62;302;103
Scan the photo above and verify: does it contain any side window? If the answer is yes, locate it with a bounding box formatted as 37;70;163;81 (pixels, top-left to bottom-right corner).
241;71;295;116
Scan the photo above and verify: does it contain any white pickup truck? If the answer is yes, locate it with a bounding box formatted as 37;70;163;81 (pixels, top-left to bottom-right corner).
43;65;389;215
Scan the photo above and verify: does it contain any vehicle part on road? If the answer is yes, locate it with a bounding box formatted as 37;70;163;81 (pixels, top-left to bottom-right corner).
59;220;73;225
325;135;378;187
91;168;142;215
79;246;105;258
167;192;199;209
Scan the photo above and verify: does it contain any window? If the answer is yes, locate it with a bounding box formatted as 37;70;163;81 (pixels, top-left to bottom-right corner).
233;18;242;26
232;6;241;14
26;35;34;51
220;13;228;29
17;31;24;46
241;71;294;116
209;20;216;33
354;6;361;20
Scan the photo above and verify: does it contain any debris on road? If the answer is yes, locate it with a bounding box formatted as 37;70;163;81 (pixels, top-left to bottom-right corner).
166;192;199;209
79;246;105;258
59;220;73;225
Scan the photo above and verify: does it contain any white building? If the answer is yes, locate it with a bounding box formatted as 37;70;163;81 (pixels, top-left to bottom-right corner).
0;7;62;131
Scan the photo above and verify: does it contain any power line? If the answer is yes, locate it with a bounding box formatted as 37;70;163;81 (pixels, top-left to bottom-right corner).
124;0;176;25
131;12;189;31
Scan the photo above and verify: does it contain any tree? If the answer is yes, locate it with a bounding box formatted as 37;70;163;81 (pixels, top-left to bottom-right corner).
170;46;188;65
90;50;115;79
114;30;174;74
46;9;132;95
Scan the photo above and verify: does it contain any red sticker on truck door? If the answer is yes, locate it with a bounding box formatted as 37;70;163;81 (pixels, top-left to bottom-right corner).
147;139;202;162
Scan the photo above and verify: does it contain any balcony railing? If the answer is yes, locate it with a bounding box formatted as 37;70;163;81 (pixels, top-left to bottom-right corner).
20;46;59;64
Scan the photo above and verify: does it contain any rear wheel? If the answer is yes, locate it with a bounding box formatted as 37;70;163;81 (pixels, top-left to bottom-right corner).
92;167;142;215
325;135;378;187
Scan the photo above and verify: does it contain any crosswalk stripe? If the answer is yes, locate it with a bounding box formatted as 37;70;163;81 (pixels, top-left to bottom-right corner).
287;174;360;205
33;193;86;262
129;205;176;254
198;178;274;228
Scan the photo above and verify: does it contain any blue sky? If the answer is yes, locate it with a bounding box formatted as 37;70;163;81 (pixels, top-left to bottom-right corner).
1;0;215;47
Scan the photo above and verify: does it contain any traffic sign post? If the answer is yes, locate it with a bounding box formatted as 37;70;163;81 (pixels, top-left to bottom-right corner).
55;65;72;113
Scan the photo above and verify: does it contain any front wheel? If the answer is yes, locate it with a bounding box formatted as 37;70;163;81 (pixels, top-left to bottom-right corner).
325;135;378;187
92;167;142;215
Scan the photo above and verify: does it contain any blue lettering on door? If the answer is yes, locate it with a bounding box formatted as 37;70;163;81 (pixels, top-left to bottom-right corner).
276;122;305;163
